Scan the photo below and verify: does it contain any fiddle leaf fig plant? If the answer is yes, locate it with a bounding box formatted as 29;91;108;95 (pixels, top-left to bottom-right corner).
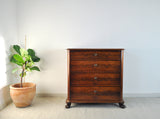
10;45;40;88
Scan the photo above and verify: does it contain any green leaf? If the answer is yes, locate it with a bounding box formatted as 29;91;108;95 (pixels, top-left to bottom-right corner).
13;54;25;63
32;56;40;62
27;49;40;62
26;61;34;67
25;55;31;61
20;72;26;77
12;68;18;73
20;48;28;57
30;66;40;71
28;49;35;56
10;56;17;63
13;45;21;54
10;55;24;66
26;68;31;72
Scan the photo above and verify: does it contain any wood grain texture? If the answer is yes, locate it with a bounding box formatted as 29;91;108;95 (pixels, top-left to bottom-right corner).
120;50;124;101
70;87;121;101
67;50;71;101
66;49;125;108
70;51;121;61
71;61;120;73
71;73;120;86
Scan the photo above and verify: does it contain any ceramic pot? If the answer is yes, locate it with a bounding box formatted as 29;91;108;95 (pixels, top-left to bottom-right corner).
10;82;36;107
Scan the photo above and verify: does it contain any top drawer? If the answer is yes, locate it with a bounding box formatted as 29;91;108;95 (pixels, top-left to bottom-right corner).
70;50;121;61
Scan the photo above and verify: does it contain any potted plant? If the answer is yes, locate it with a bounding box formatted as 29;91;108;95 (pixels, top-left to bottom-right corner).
10;45;40;107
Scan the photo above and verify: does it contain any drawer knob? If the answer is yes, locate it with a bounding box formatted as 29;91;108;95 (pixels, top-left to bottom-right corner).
94;64;98;67
94;77;98;80
94;53;98;56
94;90;97;93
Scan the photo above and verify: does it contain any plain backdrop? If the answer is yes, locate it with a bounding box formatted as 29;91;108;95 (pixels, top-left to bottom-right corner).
1;0;160;95
0;0;18;88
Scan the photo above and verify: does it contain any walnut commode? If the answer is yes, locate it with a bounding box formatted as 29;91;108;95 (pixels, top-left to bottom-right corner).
66;49;125;108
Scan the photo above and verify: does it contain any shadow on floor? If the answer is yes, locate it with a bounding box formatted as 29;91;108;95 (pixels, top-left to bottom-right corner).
70;103;120;109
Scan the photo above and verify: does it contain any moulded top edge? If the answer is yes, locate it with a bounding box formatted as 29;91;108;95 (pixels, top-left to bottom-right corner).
67;48;125;50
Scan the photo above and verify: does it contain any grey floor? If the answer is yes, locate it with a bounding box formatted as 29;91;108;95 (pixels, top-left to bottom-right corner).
0;97;160;119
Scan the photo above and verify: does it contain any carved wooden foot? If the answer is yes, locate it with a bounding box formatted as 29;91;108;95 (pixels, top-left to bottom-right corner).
65;102;71;109
119;102;126;109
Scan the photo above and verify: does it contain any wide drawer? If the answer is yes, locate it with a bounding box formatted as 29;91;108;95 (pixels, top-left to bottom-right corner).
70;87;121;101
70;50;121;61
71;73;120;86
71;61;120;74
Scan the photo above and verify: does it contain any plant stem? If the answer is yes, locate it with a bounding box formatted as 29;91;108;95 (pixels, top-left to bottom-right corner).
20;62;27;88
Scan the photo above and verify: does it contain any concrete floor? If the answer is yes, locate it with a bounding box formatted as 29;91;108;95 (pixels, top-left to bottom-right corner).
0;97;160;119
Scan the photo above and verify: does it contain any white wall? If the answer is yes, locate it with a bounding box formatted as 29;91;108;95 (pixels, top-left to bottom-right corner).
0;0;18;87
17;0;160;94
0;0;18;109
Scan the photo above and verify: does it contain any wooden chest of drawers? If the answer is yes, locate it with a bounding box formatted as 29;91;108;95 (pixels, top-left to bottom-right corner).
66;49;125;108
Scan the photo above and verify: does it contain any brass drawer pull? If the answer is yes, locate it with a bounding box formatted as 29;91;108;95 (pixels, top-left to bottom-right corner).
94;90;97;93
94;53;98;56
94;64;98;67
94;77;98;80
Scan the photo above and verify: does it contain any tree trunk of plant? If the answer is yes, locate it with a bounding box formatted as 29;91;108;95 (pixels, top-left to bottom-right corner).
20;62;26;88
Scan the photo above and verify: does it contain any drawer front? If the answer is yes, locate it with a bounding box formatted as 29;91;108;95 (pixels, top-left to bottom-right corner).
70;50;121;61
71;87;121;101
71;73;120;86
71;61;120;74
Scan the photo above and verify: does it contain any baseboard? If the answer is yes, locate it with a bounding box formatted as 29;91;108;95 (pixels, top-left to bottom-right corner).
0;85;12;110
124;93;160;97
36;93;66;97
36;93;160;98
